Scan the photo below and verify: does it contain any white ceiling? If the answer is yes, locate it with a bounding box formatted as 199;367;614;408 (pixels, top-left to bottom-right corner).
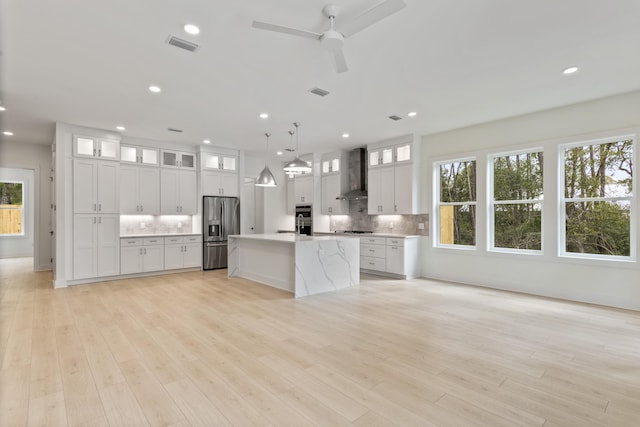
1;0;639;156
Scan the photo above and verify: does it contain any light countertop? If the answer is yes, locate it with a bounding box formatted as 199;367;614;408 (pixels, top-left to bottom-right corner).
120;233;200;238
229;233;358;244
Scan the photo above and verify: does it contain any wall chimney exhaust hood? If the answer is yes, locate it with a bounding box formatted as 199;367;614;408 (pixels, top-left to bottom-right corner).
337;148;368;200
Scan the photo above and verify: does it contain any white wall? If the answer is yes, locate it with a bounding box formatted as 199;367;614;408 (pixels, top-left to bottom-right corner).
420;90;640;310
0;141;52;270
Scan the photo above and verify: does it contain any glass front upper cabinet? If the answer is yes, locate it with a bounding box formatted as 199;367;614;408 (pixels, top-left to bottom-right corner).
203;152;237;172
121;144;159;165
73;135;120;160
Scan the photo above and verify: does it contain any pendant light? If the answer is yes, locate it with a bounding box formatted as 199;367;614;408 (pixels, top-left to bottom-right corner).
255;133;277;187
283;122;312;174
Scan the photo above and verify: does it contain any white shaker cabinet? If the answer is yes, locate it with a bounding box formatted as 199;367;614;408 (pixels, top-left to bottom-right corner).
359;236;420;279
120;237;164;274
120;144;159;166
202;171;238;197
120;165;160;214
393;163;413;214
73;214;120;279
164;235;201;270
161;150;196;169
321;174;348;214
294;175;313;204
367;166;395;214
73;159;119;214
161;169;197;214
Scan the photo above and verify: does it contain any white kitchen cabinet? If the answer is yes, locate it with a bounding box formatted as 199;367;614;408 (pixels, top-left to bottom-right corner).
120;165;160;214
359;236;420;279
286;177;295;215
73;135;120;160
294;175;313;204
321;174;348;215
202;170;238;197
73;214;119;279
164;235;201;270
120;144;159;166
367;140;420;215
367;166;395;214
73;159;119;214
161;150;196;169
202;152;237;172
120;237;164;274
161;169;197;214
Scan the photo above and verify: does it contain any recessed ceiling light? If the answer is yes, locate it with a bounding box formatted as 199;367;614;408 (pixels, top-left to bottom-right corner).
184;24;200;35
342;133;350;138
203;139;211;144
3;131;14;136
563;66;579;75
148;85;162;93
276;151;283;156
0;106;5;112
407;111;417;117
116;126;126;131
259;113;269;119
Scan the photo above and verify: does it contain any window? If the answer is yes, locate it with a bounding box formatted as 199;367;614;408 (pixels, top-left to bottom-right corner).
0;181;24;235
490;150;543;251
436;159;476;246
561;137;634;258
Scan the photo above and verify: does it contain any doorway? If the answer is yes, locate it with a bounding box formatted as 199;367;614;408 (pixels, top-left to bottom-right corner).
242;177;256;234
0;167;34;258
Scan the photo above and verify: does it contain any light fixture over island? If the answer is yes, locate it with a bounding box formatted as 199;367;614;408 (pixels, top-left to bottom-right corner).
228;233;359;298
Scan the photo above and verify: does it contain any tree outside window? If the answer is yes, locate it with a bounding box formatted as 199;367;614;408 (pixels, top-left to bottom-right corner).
491;150;543;251
0;181;24;235
561;138;633;257
436;159;476;246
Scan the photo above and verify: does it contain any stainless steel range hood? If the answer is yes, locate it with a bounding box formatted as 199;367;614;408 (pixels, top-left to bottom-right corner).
337;148;368;200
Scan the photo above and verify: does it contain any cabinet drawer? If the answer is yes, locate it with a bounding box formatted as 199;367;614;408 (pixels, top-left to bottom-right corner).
164;236;184;244
143;237;163;246
386;238;405;246
360;236;386;245
121;238;143;247
361;256;386;271
361;244;386;258
184;235;202;243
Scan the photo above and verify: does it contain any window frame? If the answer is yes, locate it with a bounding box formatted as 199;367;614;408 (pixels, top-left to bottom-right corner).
558;135;636;261
488;148;544;255
433;156;477;249
0;180;25;237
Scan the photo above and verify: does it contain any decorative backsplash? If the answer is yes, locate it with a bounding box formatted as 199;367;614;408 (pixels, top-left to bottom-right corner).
120;215;194;235
329;199;429;236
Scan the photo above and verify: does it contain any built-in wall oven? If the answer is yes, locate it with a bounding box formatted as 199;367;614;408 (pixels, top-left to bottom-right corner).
295;204;313;235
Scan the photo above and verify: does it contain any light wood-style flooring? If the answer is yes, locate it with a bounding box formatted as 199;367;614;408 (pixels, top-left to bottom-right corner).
1;257;639;426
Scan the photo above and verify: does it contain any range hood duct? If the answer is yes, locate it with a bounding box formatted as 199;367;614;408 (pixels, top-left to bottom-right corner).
337;148;368;200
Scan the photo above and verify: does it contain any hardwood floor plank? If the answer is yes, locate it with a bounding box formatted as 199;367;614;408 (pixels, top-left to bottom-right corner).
1;258;639;426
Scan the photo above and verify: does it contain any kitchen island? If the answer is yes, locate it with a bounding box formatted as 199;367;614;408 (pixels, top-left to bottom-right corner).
228;234;359;298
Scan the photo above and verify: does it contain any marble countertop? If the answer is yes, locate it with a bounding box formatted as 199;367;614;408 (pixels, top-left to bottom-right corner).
313;231;422;238
229;233;358;244
120;233;201;238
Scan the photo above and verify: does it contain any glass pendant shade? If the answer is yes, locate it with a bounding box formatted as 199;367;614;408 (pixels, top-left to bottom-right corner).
255;132;277;187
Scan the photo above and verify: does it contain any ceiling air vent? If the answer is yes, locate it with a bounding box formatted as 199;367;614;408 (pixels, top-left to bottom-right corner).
388;115;403;121
167;128;183;133
309;87;330;97
167;35;199;52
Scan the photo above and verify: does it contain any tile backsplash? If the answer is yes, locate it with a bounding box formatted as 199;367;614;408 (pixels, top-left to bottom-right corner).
120;215;195;235
330;199;429;236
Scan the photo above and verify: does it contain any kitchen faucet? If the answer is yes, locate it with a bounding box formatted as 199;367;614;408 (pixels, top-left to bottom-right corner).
297;214;304;235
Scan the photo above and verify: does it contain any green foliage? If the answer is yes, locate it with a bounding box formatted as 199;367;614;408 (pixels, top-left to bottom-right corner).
0;182;23;205
566;201;630;256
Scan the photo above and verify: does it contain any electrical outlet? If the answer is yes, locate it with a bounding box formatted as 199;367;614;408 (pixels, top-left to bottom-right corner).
390;222;394;229
418;222;425;230
140;222;146;229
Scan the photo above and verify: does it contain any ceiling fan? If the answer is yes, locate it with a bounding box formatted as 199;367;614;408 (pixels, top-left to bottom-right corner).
251;0;406;73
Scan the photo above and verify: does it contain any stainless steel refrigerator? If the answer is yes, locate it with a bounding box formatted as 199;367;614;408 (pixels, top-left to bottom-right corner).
203;196;240;270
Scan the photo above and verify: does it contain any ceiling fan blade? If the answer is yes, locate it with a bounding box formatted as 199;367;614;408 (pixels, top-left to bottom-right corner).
252;21;322;40
334;49;348;73
339;0;406;38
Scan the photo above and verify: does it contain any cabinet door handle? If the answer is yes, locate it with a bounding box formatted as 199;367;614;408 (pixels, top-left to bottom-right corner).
94;203;97;211
140;205;143;212
177;205;179;212
98;149;102;157
98;203;101;211
144;248;147;255
139;248;143;255
93;148;97;156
